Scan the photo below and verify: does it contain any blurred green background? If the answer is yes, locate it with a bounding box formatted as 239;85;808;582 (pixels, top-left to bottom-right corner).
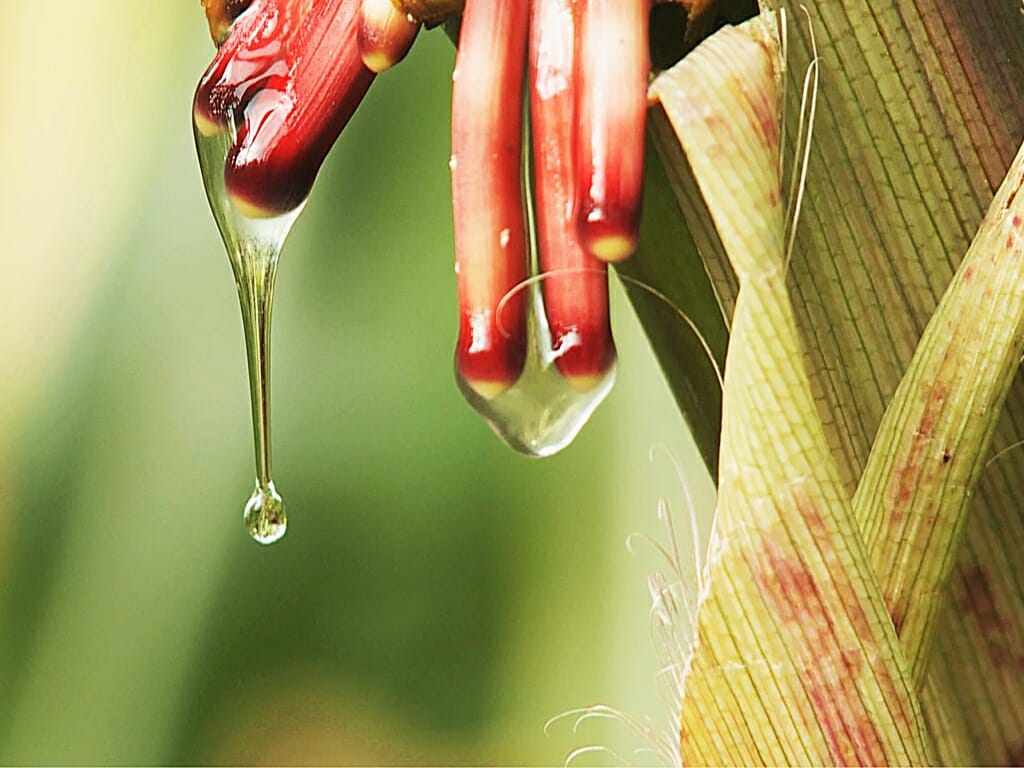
0;3;713;764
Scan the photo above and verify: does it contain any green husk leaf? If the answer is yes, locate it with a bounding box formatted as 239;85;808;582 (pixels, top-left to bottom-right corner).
644;2;1024;761
762;4;1024;761
853;141;1024;688
651;19;931;765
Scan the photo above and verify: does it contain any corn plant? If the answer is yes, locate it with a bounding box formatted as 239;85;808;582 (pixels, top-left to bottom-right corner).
194;0;1024;763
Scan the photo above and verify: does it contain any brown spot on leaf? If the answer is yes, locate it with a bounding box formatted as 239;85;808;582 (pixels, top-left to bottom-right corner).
793;489;873;644
756;536;821;626
841;649;864;679
845;598;874;646
805;685;847;763
727;43;780;152
802;660;884;765
705;112;733;138
888;385;946;511
888;598;905;635
794;490;828;538
955;565;1012;669
957;565;1001;630
754;532;885;764
1013;214;1022;229
963;265;974;282
873;663;901;716
1005;741;1024;766
751;86;779;150
989;643;1010;667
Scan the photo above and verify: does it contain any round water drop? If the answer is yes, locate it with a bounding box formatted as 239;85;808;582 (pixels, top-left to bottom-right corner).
458;287;615;457
245;482;288;544
459;362;615;457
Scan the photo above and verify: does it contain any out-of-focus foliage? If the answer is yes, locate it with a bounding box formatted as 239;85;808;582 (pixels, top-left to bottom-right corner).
0;3;713;764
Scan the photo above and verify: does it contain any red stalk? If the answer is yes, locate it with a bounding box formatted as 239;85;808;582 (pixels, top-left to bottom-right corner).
193;0;301;137
529;0;615;388
451;0;530;399
194;0;375;217
358;0;420;73
574;0;649;262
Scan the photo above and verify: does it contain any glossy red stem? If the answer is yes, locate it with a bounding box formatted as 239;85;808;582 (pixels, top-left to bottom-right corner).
194;0;294;135
451;0;530;398
574;0;649;262
194;0;376;217
529;0;615;386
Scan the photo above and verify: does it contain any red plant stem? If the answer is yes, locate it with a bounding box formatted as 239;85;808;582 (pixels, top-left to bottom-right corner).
358;0;420;73
194;0;375;217
193;0;300;136
574;0;649;262
450;0;530;398
529;0;615;388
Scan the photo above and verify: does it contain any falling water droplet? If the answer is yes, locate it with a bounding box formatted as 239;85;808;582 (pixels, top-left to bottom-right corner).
195;119;302;544
244;481;287;544
457;284;615;457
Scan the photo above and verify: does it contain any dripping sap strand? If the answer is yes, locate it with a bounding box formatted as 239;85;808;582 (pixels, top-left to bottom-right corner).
194;124;301;544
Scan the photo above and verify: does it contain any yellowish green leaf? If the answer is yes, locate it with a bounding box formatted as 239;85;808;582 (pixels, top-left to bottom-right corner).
854;141;1024;687
645;2;1024;760
651;19;931;765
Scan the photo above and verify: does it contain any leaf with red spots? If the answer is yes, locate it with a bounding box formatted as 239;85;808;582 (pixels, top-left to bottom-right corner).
645;1;1024;762
650;20;931;765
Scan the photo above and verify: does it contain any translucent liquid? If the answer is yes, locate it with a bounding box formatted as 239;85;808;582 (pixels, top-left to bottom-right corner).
458;284;615;457
195;124;301;544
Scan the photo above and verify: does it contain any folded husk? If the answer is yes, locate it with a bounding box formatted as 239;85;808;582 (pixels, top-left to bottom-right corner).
651;19;932;765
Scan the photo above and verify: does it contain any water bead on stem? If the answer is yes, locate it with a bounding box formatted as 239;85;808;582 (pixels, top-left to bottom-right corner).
245;481;287;544
449;0;615;456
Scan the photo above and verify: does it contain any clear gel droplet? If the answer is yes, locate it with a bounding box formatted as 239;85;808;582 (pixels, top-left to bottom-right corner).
458;285;615;457
195;118;302;544
244;481;287;544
